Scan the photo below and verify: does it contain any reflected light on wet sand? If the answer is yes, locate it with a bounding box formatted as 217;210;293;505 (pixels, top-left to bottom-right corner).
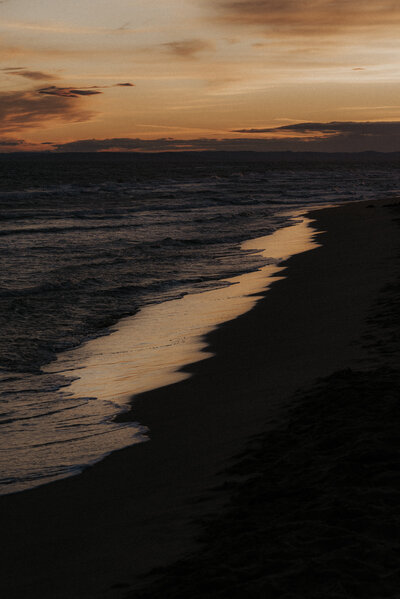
46;216;320;412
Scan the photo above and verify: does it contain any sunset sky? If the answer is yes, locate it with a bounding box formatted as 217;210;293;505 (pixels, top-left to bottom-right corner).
1;0;399;152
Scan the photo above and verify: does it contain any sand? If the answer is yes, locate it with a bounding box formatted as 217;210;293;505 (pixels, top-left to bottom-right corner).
0;199;399;599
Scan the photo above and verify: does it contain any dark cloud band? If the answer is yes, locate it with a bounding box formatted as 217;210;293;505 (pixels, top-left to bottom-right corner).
38;83;135;97
50;122;400;153
38;86;103;98
233;121;400;136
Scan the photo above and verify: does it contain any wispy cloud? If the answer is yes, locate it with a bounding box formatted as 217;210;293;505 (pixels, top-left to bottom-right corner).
2;21;107;35
0;89;97;133
0;138;25;147
162;39;215;58
115;22;132;32
0;40;104;60
0;137;51;152
2;19;162;36
0;82;134;133
2;68;59;81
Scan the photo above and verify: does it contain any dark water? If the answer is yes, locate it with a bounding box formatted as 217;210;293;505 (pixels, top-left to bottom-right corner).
0;152;398;493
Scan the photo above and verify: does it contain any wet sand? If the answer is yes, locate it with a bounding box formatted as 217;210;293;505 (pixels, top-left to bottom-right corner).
46;214;317;415
0;199;399;598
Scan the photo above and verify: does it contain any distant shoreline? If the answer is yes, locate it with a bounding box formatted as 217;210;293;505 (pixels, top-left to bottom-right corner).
1;149;400;159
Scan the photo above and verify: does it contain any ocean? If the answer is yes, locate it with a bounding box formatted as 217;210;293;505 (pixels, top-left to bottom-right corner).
0;152;398;494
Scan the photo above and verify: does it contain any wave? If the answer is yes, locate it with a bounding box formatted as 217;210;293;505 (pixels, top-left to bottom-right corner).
1;156;399;493
0;223;140;236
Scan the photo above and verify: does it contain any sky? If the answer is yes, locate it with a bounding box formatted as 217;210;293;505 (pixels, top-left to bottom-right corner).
1;0;399;152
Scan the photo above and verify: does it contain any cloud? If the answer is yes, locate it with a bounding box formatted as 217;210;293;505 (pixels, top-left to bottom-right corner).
233;121;400;136
38;83;134;97
231;121;400;151
0;137;53;152
0;82;135;133
162;39;215;58
53;138;210;152
51;122;400;153
38;86;103;98
3;69;59;81
0;88;97;133
0;138;25;147
115;22;131;31
210;0;400;35
3;68;59;81
114;22;135;33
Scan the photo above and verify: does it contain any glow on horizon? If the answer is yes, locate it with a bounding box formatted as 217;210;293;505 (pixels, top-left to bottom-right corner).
0;0;399;152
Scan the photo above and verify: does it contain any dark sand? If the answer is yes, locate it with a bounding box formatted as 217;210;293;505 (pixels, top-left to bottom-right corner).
1;200;399;598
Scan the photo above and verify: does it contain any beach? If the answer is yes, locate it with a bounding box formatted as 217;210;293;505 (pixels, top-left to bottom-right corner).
1;198;399;598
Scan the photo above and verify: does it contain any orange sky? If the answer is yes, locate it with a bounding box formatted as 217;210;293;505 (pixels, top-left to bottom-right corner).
1;0;399;152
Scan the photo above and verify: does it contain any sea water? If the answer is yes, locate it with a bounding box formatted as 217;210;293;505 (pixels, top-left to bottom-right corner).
0;152;398;493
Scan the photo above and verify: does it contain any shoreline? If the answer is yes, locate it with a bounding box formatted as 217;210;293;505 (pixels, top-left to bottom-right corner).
7;212;313;496
0;199;399;598
1;211;315;496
